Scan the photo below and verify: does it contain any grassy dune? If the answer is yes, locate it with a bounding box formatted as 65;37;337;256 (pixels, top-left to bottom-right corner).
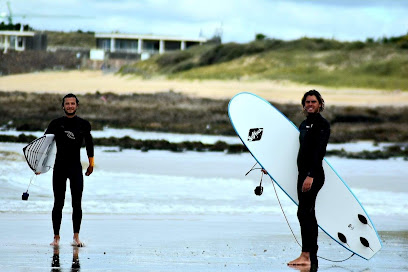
120;37;408;91
45;31;95;48
174;48;408;90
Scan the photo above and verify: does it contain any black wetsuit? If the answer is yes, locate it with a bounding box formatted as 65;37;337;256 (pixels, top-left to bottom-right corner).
297;113;330;265
45;116;94;235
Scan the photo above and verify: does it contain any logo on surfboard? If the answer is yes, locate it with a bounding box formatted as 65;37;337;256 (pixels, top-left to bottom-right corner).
248;128;263;142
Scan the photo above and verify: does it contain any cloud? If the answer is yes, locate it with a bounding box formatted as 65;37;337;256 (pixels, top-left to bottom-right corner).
6;0;408;43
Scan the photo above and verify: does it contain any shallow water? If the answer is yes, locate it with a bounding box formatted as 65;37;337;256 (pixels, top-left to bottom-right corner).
1;142;407;229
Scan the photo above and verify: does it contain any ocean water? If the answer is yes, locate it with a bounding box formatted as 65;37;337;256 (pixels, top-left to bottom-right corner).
1;139;407;231
1;147;288;216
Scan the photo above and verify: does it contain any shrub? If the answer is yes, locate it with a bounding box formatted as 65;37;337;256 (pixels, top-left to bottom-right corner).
156;51;193;67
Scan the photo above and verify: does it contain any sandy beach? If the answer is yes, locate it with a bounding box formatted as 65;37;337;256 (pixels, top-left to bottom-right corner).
1;142;408;271
1;213;407;272
1;70;408;106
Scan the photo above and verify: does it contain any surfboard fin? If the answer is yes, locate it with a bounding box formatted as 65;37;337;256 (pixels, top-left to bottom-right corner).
338;232;350;247
358;214;372;228
360;237;373;251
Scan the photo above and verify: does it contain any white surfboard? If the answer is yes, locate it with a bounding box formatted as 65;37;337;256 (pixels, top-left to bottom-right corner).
228;92;382;260
23;134;57;174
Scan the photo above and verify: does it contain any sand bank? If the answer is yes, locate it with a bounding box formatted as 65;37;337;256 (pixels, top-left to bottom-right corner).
1;70;407;106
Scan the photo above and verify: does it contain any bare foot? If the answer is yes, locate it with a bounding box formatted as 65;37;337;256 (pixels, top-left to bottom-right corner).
50;235;60;246
287;252;311;266
72;233;85;247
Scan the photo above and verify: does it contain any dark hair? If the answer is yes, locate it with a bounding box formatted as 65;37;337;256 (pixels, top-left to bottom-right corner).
301;89;325;113
62;93;79;107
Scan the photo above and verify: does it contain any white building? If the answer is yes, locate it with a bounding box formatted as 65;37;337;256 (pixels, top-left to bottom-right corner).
95;33;207;55
0;30;35;52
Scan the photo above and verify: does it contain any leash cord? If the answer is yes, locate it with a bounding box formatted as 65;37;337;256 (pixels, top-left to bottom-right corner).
268;175;355;262
26;173;37;192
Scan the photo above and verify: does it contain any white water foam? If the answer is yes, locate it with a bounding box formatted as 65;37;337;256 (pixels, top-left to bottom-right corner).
1;144;407;219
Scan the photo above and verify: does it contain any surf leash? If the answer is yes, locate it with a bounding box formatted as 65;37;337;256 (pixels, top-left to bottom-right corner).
267;174;355;262
245;162;262;176
22;172;37;201
246;162;355;263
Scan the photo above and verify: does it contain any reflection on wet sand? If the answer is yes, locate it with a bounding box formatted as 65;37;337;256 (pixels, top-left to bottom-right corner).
51;246;80;271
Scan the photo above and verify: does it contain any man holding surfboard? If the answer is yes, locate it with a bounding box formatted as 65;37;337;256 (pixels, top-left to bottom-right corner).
261;90;330;267
289;90;330;267
229;91;381;263
45;93;94;247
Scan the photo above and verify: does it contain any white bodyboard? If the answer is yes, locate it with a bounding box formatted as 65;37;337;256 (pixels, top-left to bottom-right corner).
228;92;381;260
23;134;57;174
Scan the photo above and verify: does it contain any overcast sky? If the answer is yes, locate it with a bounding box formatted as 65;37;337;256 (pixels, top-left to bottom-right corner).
2;0;407;43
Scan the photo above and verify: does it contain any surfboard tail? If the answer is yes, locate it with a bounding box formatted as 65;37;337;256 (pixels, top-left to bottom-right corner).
22;134;56;174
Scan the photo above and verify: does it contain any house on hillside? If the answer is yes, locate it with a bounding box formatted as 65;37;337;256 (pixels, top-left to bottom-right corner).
94;33;206;60
0;30;47;53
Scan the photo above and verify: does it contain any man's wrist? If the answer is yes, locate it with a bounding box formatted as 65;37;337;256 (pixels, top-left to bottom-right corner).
88;157;94;167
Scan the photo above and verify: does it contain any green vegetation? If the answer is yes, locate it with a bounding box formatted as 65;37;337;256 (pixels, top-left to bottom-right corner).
0;22;33;31
0;50;80;75
120;35;408;91
45;31;95;48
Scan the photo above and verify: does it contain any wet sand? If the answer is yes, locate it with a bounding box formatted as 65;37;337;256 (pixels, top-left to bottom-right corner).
0;213;407;272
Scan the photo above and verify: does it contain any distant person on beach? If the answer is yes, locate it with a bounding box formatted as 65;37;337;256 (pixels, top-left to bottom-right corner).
44;93;94;247
262;89;330;268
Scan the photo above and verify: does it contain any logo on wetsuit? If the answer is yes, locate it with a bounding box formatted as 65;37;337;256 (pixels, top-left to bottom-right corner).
65;131;76;140
248;128;263;142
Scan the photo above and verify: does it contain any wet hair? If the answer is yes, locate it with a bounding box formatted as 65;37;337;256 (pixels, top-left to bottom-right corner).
61;93;79;107
301;89;325;113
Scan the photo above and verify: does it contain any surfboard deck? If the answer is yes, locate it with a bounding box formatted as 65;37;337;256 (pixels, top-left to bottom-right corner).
228;92;381;260
23;134;56;174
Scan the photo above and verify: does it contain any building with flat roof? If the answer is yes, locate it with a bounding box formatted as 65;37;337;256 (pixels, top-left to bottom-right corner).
95;33;207;56
0;30;32;52
0;30;47;53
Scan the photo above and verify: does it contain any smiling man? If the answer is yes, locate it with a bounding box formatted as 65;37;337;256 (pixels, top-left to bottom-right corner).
287;90;331;268
45;93;94;247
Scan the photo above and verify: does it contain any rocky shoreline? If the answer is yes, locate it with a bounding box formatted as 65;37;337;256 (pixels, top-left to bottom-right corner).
1;91;407;159
1;133;407;160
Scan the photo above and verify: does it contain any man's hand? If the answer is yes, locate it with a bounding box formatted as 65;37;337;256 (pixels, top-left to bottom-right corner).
261;169;268;175
86;157;94;176
302;176;314;192
85;166;93;176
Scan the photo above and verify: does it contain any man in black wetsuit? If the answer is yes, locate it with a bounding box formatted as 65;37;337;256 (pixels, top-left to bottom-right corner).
45;93;94;247
288;90;330;268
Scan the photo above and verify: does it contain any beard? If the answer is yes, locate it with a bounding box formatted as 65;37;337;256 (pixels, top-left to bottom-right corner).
64;109;77;116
